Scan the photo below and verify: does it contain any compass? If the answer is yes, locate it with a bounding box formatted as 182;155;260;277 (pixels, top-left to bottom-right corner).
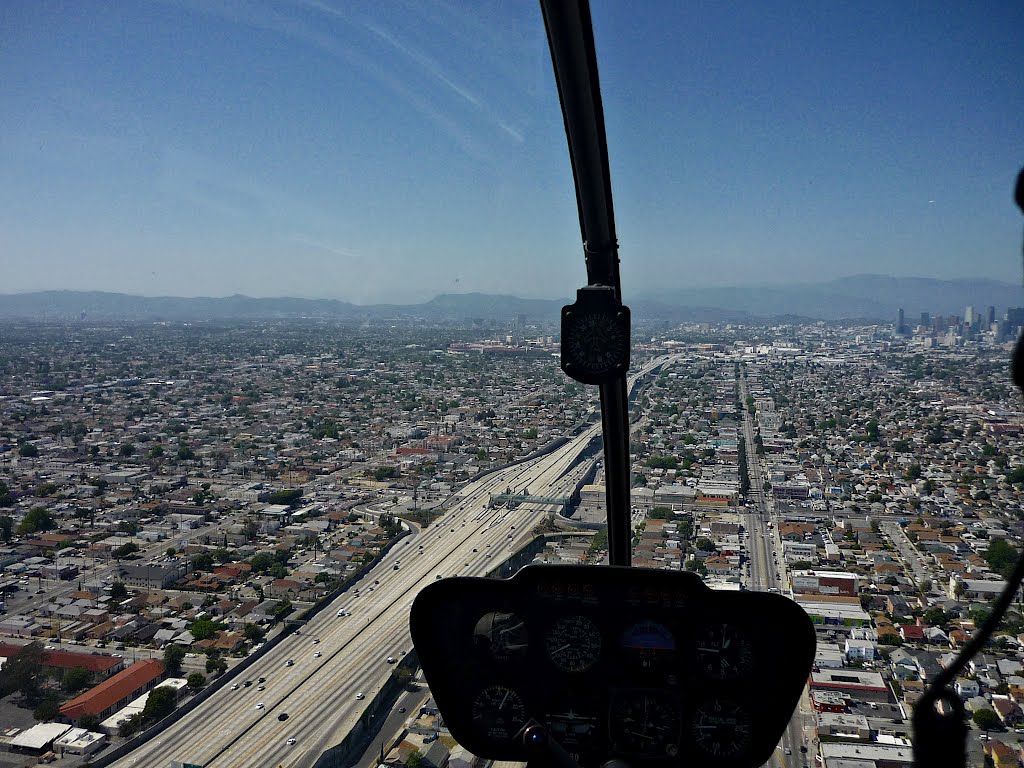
561;286;630;385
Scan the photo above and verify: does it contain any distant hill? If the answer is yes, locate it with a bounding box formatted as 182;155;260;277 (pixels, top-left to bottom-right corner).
0;276;1019;323
640;275;1024;322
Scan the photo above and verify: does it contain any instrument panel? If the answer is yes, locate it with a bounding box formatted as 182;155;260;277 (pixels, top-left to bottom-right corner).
411;564;814;768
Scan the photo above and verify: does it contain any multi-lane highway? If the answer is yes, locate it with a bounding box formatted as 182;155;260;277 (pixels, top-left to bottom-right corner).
114;360;671;768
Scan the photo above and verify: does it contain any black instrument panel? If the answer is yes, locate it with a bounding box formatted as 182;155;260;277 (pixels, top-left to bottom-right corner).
410;564;815;768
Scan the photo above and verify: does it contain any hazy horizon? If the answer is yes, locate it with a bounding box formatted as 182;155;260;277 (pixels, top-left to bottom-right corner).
3;1;1022;303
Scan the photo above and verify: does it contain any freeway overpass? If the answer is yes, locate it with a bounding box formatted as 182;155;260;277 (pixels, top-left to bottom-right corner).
111;358;672;768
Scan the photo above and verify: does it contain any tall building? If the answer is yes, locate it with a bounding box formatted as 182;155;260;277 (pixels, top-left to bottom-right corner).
919;312;931;329
987;306;996;326
895;308;905;335
964;305;976;328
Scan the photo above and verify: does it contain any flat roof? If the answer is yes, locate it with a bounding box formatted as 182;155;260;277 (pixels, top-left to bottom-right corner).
11;723;73;750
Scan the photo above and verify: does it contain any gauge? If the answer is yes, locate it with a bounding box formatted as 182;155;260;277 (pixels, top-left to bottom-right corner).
473;611;529;662
691;698;752;758
545;615;601;673
608;691;680;757
621;620;675;673
546;702;599;747
472;685;528;742
694;623;752;680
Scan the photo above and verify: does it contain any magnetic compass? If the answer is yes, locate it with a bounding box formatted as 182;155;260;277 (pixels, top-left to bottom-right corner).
561;286;630;385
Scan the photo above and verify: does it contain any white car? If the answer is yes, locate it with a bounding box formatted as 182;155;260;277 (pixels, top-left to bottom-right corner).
287;738;297;746
256;703;265;709
356;692;365;700
231;683;240;690
386;656;396;664
337;610;345;617
314;651;322;658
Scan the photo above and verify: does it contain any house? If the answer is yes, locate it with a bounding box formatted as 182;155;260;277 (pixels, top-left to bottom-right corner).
992;695;1024;727
954;678;980;699
983;739;1019;768
899;624;926;643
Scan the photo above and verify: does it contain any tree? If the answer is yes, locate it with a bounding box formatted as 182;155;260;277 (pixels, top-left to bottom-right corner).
166;547;177;557
17;506;54;535
206;657;228;676
142;686;176;721
272;599;292;620
113;542;139;559
243;624;265;642
118;713;143;737
649;507;672;520
695;538;717;552
63;666;91;693
18;443;39;457
984;537;1018;579
919;579;933;594
189;619;222;641
267;488;303;506
191;552;214;571
0;641;45;703
119;443;135;457
163;645;186;676
0;515;12;542
268;562;288;579
973;708;1001;731
33;697;61;721
110;581;128;598
186;672;206;690
79;714;99;730
407;750;424;768
0;481;13;507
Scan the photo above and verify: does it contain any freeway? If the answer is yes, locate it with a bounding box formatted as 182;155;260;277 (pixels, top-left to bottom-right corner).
114;359;671;768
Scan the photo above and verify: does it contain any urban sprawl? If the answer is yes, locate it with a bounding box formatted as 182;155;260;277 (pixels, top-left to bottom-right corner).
1;306;1024;768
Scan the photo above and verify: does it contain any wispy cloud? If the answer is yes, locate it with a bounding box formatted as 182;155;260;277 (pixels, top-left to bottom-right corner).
288;235;363;259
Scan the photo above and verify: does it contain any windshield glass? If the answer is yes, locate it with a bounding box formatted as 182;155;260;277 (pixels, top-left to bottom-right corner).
2;2;1023;766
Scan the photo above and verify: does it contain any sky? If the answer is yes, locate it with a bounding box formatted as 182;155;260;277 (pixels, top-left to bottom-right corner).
2;0;1022;304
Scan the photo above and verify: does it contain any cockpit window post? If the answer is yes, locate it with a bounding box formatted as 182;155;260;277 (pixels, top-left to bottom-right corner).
541;0;632;565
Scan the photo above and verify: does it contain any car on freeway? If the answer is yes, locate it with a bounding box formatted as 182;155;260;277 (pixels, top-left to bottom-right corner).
257;685;265;691
399;706;407;713
386;656;396;664
356;692;365;700
313;638;320;644
231;683;240;690
256;703;265;709
285;659;294;666
287;738;296;745
337;609;346;617
258;677;265;683
243;680;252;687
314;651;322;658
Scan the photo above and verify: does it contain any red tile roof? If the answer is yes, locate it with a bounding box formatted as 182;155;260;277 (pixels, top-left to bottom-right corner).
59;659;164;720
0;644;122;674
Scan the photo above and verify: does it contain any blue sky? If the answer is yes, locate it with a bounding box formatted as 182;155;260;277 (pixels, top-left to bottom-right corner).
2;0;1022;303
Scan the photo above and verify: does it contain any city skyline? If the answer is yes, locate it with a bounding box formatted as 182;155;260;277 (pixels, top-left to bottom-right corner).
3;1;1023;302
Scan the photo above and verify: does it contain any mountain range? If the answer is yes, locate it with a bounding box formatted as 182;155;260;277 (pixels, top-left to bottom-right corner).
1;275;1020;324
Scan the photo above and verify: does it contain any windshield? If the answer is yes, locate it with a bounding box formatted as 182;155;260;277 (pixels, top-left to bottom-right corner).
2;2;1023;767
